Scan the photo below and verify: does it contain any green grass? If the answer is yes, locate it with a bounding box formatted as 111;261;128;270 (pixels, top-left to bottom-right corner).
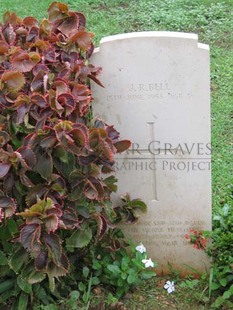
0;0;232;309
1;0;231;208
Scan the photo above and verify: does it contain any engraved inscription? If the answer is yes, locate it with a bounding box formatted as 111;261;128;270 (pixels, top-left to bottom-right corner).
104;82;193;102
124;220;207;248
129;82;170;92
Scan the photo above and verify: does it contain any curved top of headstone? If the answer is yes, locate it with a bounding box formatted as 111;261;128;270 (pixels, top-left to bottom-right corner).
96;31;209;51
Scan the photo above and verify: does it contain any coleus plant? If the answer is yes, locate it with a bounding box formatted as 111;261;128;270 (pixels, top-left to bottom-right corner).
0;1;131;295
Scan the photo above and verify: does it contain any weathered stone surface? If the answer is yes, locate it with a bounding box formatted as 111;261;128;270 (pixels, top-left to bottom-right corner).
91;32;211;275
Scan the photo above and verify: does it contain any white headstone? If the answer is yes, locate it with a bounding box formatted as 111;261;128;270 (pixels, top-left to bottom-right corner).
91;32;211;275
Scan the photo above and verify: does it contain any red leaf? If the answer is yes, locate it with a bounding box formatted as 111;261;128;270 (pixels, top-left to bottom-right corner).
31;71;46;92
93;214;108;240
0;195;16;218
1;71;25;92
35;251;48;271
27;26;39;42
100;138;115;162
48;2;69;22
23;16;38;27
31;93;47;108
44;214;59;233
57;93;75;116
17;104;29;124
84;180;98;200
114;140;131;153
17;147;36;168
89;177;104;201
0;163;11;178
43;233;61;265
20;223;41;252
58;12;79;36
0;40;9;55
88;74;105;88
3;24;16;45
60;209;79;229
70;128;88;147
0;131;11;147
39;19;51;37
3;11;22;26
40;136;57;149
44;48;56;62
20;173;35;187
52;79;69;95
72;84;91;100
12;50;41;72
69;29;94;50
76;12;86;27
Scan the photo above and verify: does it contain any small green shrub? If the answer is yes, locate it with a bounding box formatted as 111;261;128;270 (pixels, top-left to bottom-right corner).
91;236;156;298
185;200;233;309
207;203;233;309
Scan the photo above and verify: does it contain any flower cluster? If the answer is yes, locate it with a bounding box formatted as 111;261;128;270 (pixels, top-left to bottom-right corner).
185;229;208;250
135;243;155;268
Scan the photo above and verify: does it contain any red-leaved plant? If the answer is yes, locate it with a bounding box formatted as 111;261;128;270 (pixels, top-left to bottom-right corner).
0;1;131;301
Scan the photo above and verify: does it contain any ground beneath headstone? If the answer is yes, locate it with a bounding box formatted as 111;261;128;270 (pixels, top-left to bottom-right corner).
89;277;210;310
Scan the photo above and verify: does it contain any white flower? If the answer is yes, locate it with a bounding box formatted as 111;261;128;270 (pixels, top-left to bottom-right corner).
164;280;175;293
142;258;154;268
136;243;146;254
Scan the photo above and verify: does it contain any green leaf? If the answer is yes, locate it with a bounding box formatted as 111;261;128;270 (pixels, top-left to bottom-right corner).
121;256;130;271
92;259;101;270
6;219;18;236
66;291;80;309
83;266;89;278
223;289;232;300
219;277;228;287
0;265;11;277
66;228;92;249
121;272;128;280
131;199;147;214
210;282;221;290
0;250;8;265
78;282;86;292
91;277;100;285
34;152;53;179
33;284;51;305
132;258;143;269
48;275;55;292
140;270;156;280
17;276;32;294
212;296;225;308
18;291;29;310
127;273;138;284
117;277;125;287
9;247;28;273
69;290;80;300
28;270;46;284
107;264;121;275
0;287;19;304
0;279;15;294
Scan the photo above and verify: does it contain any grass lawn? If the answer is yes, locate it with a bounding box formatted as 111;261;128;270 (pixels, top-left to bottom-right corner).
0;0;232;309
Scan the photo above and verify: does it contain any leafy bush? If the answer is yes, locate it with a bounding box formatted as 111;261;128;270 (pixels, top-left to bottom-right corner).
207;203;233;309
0;2;139;308
185;200;233;309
